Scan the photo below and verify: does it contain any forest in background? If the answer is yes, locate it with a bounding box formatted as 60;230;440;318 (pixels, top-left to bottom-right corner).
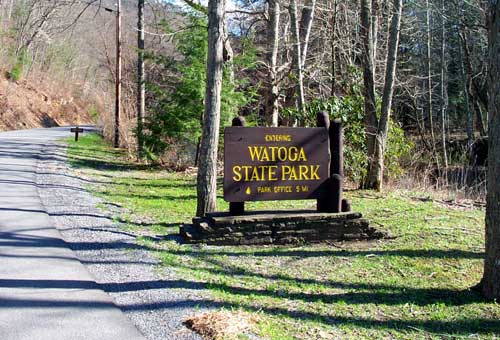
0;0;490;194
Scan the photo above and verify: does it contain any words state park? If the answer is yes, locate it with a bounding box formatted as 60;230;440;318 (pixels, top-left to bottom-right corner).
231;145;322;182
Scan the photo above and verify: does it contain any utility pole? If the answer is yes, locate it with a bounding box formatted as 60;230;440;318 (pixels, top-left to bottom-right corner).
137;0;145;157
114;0;122;148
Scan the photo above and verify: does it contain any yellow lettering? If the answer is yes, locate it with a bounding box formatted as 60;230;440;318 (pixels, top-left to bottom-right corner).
298;148;307;161
264;134;292;142
261;147;270;162
289;147;298;161
299;165;309;180
269;146;278;161
248;146;262;161
258;186;271;193
278;147;287;161
282;165;291;180
268;165;278;181
232;166;242;181
242;165;252;181
310;165;320;180
250;167;260;181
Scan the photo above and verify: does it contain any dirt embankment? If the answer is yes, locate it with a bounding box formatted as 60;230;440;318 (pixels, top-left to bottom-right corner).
0;71;95;131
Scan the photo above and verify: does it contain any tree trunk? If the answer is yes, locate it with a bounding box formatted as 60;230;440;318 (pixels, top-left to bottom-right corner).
137;0;145;158
330;0;338;97
364;0;403;191
425;0;435;148
114;0;122;148
299;0;316;69
196;0;225;217
223;24;234;84
371;0;379;70
460;29;487;136
289;0;305;114
474;99;487;136
459;41;473;145
265;0;280;127
439;0;448;171
360;0;378;189
483;0;500;300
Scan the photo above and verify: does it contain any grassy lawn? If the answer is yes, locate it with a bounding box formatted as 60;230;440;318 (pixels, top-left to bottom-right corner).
68;134;499;340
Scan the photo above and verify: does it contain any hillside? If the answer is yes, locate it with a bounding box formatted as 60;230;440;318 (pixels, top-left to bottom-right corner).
0;70;95;131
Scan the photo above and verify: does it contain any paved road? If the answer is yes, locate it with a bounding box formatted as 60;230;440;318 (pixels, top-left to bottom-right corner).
0;127;146;340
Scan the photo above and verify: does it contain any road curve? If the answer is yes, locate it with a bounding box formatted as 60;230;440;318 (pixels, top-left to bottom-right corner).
0;127;146;340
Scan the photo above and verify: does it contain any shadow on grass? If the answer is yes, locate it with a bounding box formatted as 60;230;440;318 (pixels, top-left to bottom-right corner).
166;247;484;259
1;278;497;336
0;277;485;307
96;191;197;201
70;155;150;172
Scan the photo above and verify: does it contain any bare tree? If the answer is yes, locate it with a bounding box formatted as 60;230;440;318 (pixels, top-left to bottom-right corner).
288;0;305;114
424;0;436;150
299;0;316;69
137;0;145;157
460;27;487;136
114;0;122;148
459;41;474;145
330;0;338;97
360;0;378;188
196;0;226;217
439;0;448;171
483;0;500;300
364;0;403;190
265;0;281;127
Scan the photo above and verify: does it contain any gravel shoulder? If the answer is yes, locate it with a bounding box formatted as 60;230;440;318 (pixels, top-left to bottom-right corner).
37;140;209;340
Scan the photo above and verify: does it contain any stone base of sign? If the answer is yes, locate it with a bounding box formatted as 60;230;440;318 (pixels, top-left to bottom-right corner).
180;210;386;245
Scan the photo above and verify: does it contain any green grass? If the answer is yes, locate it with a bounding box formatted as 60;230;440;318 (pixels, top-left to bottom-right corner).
68;134;499;340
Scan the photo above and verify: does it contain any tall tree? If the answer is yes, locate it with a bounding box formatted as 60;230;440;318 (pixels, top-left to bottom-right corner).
196;0;226;217
114;0;122;148
439;0;448;171
330;0;338;96
299;0;317;69
265;0;280;127
360;0;378;188
137;0;145;157
460;28;488;136
483;0;500;300
289;0;305;114
424;0;435;150
364;0;403;190
459;41;474;145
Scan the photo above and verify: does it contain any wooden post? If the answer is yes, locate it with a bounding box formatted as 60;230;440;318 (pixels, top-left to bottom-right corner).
330;174;343;213
330;118;344;177
316;111;330;212
331;120;351;212
114;0;122;148
317;116;344;213
342;199;352;212
229;116;245;215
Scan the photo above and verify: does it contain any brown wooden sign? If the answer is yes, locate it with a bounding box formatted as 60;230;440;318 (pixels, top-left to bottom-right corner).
70;127;84;142
224;127;330;202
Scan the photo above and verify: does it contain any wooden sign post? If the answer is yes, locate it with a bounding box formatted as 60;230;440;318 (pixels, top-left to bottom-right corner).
70;127;84;142
182;113;381;245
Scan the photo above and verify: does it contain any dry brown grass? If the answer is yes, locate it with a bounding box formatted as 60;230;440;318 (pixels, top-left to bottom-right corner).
0;68;97;131
184;310;257;340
